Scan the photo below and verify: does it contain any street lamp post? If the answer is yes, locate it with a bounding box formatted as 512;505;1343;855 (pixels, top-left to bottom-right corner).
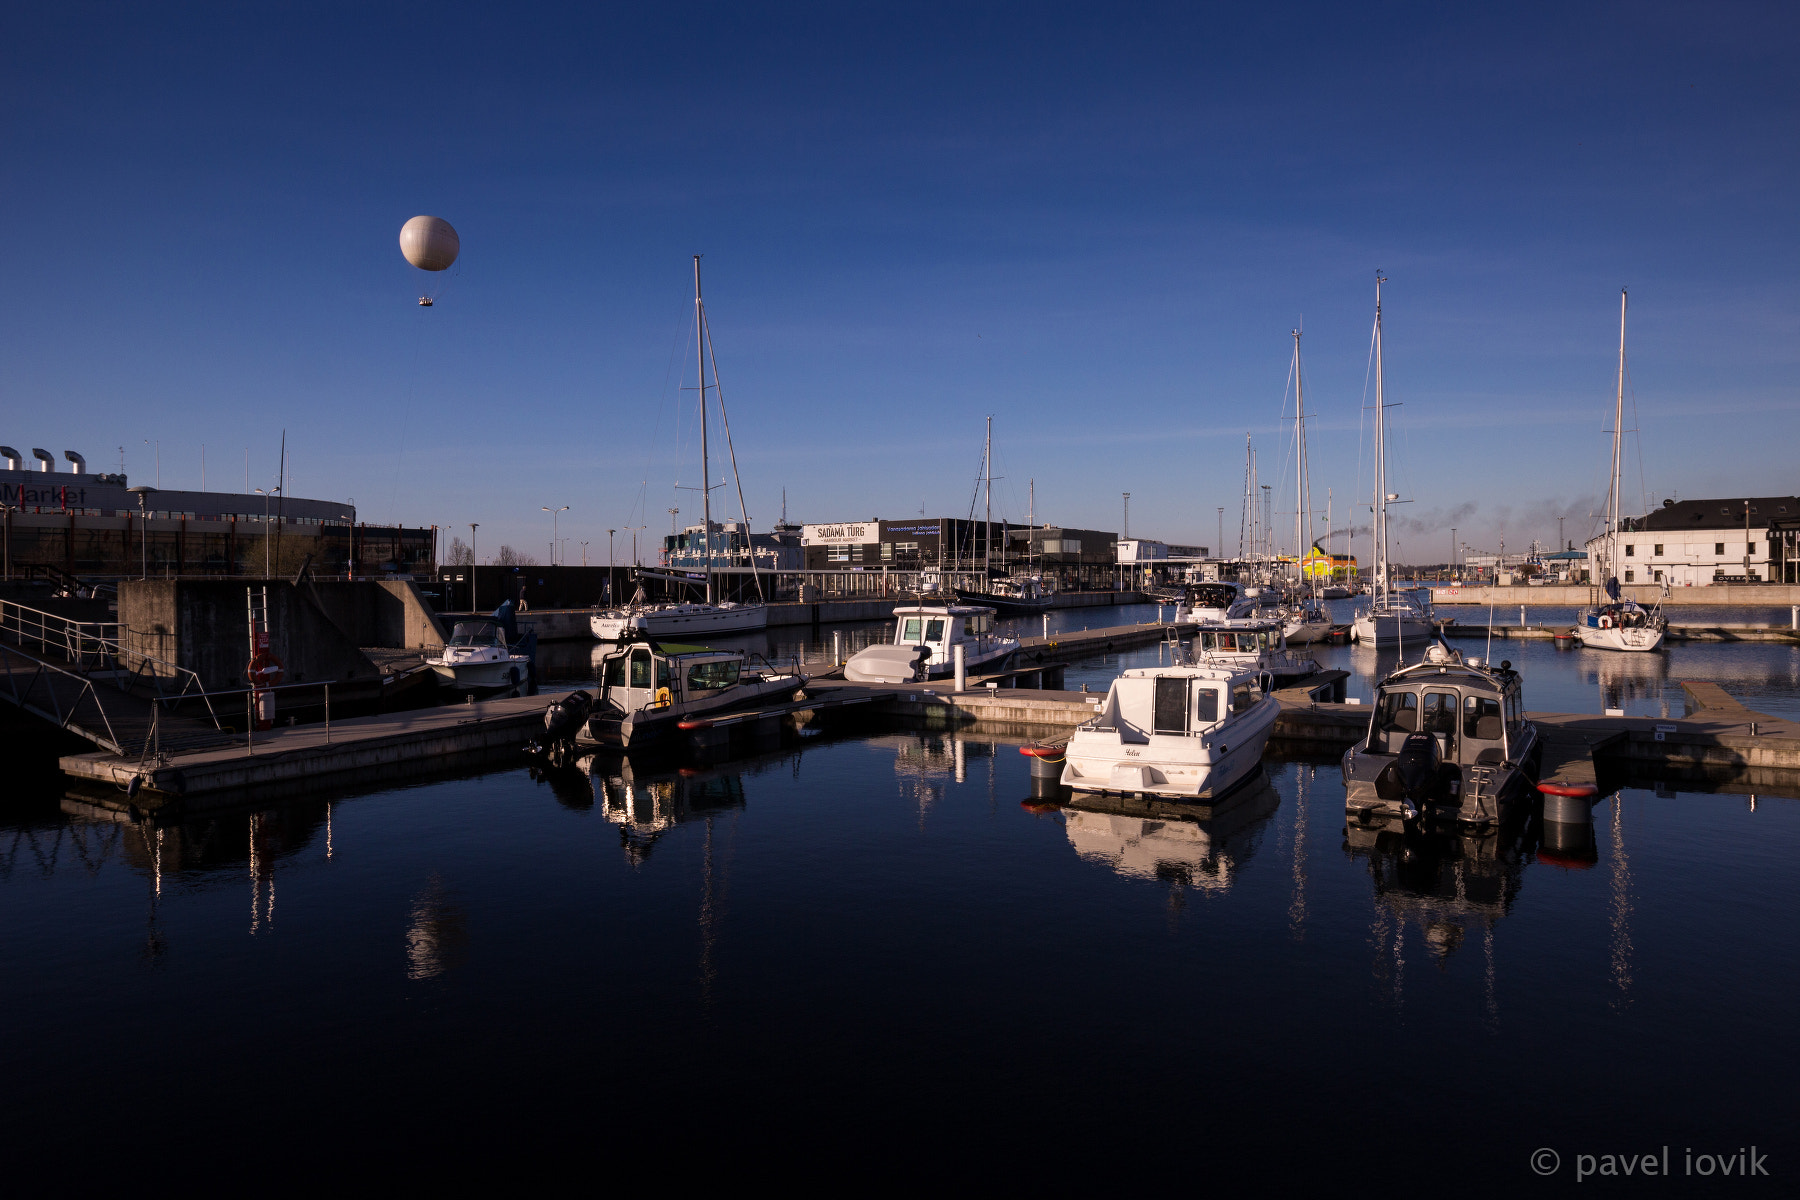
469;523;479;611
340;514;356;580
542;506;569;565
0;502;14;580
127;486;158;579
1451;528;1457;582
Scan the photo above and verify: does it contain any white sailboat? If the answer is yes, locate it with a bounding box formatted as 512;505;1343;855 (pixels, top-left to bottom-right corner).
1351;273;1435;649
1574;289;1666;652
591;257;769;641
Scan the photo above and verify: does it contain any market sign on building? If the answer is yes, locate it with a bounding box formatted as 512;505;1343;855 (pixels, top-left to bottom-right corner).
801;522;875;547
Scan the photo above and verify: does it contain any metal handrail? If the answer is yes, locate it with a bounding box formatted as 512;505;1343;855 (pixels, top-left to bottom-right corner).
0;643;127;753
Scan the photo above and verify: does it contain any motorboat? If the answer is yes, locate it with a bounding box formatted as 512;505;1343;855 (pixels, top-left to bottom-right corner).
1188;616;1321;688
1172;582;1240;623
956;574;1056;614
579;637;804;748
1341;638;1543;829
1574;290;1667;652
1060;661;1280;800
843;604;1019;683
426;619;534;692
591;595;768;640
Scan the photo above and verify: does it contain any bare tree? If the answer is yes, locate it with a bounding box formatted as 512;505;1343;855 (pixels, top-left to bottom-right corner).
495;544;539;566
446;536;474;566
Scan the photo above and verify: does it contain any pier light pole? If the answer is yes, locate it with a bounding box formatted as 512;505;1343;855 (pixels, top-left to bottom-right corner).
1451;528;1457;581
340;513;357;579
469;523;479;611
127;486;157;579
542;506;568;566
0;502;13;580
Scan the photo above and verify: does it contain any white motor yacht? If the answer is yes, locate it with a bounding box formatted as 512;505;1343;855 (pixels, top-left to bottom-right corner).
1189;617;1321;688
1173;582;1240;624
843;605;1019;683
1060;662;1280;799
427;620;534;692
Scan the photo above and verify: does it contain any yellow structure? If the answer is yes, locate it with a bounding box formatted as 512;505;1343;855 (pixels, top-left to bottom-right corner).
1303;549;1356;579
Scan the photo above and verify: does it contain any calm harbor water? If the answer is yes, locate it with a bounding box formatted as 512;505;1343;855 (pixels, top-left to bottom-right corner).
5;616;1798;1188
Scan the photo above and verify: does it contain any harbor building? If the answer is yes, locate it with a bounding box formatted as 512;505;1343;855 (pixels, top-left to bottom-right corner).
0;447;434;578
1582;496;1800;587
797;519;1121;590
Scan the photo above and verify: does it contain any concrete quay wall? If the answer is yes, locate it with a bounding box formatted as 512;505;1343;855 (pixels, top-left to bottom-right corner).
1432;583;1800;606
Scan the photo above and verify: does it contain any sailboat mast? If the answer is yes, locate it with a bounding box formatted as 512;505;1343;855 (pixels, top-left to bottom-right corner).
1373;273;1388;601
1609;288;1627;586
695;255;713;605
1293;328;1304;589
984;415;992;578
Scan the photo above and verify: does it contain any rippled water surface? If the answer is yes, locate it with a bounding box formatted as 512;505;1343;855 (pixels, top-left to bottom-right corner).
5;712;1797;1189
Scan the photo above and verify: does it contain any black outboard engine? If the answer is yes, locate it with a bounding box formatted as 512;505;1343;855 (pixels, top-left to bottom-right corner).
1392;731;1442;822
530;689;593;765
910;645;932;683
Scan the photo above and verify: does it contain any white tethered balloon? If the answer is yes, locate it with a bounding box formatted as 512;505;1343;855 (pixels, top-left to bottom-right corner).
399;215;460;305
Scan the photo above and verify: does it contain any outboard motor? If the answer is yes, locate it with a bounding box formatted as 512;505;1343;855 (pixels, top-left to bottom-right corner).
910;645;932;683
530;689;593;765
1392;731;1443;822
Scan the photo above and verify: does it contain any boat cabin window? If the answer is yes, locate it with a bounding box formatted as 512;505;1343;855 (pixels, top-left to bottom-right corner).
686;659;740;692
924;619;946;642
1232;683;1255;713
603;654;627;689
1376;691;1419;749
1195;687;1220;723
1154;677;1189;733
448;622;500;647
1423;691;1458;755
901;617;923;643
629;649;653;690
965;612;992;634
1463;696;1503;741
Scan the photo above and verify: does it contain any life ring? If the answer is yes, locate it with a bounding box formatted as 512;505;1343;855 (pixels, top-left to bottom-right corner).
247;648;285;689
1597;615;1612;629
1537;780;1598;798
655;686;672;707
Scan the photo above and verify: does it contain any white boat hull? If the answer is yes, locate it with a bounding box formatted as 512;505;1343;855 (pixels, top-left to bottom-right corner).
1351;611;1435;647
429;657;531;691
1574;623;1665;652
1283;616;1335;645
1062;697;1279;799
844;639;1019;683
591;603;769;640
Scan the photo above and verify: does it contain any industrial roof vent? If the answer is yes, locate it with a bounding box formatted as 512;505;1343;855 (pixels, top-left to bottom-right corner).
64;451;86;474
0;446;20;471
30;449;55;472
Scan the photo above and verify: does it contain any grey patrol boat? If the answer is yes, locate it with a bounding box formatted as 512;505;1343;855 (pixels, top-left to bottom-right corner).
1342;639;1542;830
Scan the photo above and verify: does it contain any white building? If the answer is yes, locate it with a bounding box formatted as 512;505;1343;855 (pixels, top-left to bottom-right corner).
1583;495;1798;587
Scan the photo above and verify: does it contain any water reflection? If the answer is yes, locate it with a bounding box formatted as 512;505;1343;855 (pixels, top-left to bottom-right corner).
1584;650;1670;717
1060;774;1281;896
581;754;749;865
871;733;999;826
1343;820;1529;1001
406;874;468;980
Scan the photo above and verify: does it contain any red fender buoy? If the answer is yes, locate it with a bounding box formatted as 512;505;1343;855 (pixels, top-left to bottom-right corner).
1019;745;1065;759
1537;780;1598;798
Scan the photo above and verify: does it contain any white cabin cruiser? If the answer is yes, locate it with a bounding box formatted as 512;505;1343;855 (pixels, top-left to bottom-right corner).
1172;582;1240;624
427;620;534;692
579;638;804;748
1061;662;1280;800
1188;617;1321;688
843;605;1019;683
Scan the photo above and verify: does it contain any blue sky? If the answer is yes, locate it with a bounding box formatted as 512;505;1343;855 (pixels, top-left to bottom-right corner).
2;2;1795;565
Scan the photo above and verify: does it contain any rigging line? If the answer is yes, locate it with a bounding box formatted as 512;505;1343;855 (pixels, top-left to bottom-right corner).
1624;353;1650;519
699;307;764;602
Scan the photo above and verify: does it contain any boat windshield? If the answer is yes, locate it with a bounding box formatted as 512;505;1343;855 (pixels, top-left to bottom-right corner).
449;623;502;647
